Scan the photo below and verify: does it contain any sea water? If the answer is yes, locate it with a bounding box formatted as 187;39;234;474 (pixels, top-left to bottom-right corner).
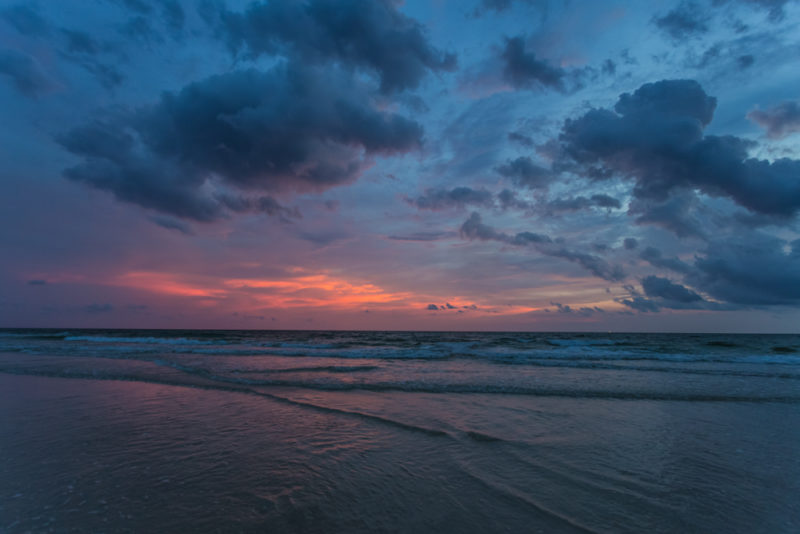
1;330;798;532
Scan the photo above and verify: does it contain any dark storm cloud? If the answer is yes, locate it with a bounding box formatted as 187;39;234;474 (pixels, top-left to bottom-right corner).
615;284;663;313
1;4;48;36
623;238;638;250
59;64;423;221
407;187;494;210
629;194;706;239
496;156;553;189
642;275;703;302
634;236;800;309
213;0;456;94
0;48;54;97
748;100;800;139
689;237;800;305
545;194;621;213
558;79;800;221
460;213;626;281
640;247;693;274
652;2;710;39
501;36;566;92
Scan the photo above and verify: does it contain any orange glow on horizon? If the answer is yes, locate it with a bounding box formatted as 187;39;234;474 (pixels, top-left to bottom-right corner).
111;272;227;298
43;268;569;318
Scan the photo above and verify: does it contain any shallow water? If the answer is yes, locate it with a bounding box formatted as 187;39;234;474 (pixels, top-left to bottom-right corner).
1;330;799;532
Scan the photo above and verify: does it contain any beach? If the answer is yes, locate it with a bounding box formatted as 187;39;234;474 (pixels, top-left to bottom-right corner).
1;330;799;533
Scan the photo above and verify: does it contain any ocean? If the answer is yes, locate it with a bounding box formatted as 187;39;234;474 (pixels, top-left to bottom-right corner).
1;329;799;533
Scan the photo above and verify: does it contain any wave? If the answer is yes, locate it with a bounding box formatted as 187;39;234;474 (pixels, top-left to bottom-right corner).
465;430;504;442
0;331;72;339
231;365;381;374
146;361;800;403
63;335;218;345
705;341;743;348
455;461;600;534
5;343;800;373
0;367;451;439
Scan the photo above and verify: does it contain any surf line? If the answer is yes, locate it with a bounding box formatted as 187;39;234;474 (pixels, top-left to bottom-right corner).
0;367;453;440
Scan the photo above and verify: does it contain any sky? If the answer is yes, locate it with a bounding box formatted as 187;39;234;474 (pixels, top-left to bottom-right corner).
1;0;800;332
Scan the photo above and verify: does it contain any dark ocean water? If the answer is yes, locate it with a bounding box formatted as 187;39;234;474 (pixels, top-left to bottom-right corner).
1;329;799;533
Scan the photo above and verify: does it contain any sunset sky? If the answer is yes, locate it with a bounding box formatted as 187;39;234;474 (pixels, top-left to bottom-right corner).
1;0;799;331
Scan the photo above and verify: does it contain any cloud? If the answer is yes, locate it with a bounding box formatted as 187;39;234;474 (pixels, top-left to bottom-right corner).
713;0;793;22
497;189;533;211
500;36;566;92
652;2;710;39
460;212;509;241
406;187;494;210
213;0;456;94
748;100;800;139
496;156;553;189
631;236;800;309
619;296;661;313
471;0;549;17
145;0;186;35
57;29;124;89
629;193;706;239
460;212;626;281
546;247;626;282
62;29;100;54
550;301;604;316
114;0;186;41
387;231;456;242
557;79;800;221
59;63;423;222
1;4;48;36
426;303;439;310
473;0;515;14
545;194;621;213
737;54;755;69
149;215;194;235
27;279;47;286
623;237;638;250
640;247;693;274
508;131;534;147
642;275;703;303
0;48;54;97
689;237;800;305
